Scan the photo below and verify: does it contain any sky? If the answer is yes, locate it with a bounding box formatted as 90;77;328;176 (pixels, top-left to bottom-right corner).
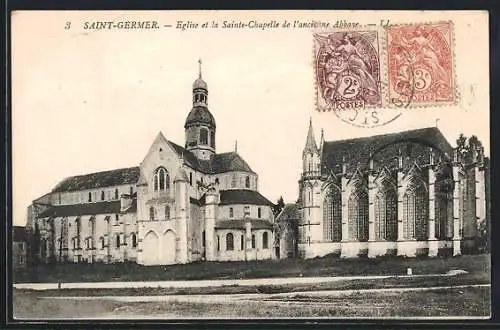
11;11;489;226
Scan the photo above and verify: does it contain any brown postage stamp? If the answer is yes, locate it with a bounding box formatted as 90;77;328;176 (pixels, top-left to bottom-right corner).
386;21;457;107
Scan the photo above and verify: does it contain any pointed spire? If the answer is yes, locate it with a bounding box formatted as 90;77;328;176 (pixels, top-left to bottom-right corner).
198;58;202;78
235;140;238;153
303;118;318;154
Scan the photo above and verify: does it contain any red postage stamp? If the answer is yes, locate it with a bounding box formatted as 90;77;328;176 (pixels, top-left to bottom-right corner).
386;22;456;106
314;31;382;111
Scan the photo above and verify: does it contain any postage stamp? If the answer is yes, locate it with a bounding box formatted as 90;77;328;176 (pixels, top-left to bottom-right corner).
386;21;457;107
314;30;382;111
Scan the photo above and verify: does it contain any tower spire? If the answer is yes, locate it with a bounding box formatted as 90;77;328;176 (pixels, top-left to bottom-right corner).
303;118;318;154
198;58;202;78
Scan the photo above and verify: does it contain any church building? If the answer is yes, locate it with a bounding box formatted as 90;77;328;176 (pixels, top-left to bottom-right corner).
27;64;276;265
298;120;489;259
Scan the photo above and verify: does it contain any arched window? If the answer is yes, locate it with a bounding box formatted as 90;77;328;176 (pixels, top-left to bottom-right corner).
100;191;105;200
100;237;105;249
323;187;342;242
226;233;234;251
348;188;368;241
251;234;256;249
88;192;92;202
374;186;397;241
263;232;269;249
165;205;170;220
258;207;262;218
241;235;245;250
200;128;208;145
217;235;220;251
202;231;206;247
229;207;234;218
115;189;119;199
215;177;219;185
154;167;169;191
131;233;137;248
149;207;155;221
189;173;193;186
435;177;453;240
245;176;250;188
116;235;120;248
403;181;428;240
75;218;81;248
210;131;215;148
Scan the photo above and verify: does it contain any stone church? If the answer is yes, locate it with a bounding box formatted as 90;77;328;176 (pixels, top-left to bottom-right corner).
27;64;276;265
297;120;489;259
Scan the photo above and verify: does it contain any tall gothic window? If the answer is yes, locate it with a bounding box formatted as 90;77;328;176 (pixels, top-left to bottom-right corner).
323;187;342;242
435;187;453;240
403;181;428;240
374;186;398;241
226;233;234;251
75;218;81;249
200;128;208;145
154;167;169;191
348;188;368;241
149;207;155;221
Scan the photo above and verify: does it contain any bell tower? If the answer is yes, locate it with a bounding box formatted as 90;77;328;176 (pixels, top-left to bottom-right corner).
184;59;216;160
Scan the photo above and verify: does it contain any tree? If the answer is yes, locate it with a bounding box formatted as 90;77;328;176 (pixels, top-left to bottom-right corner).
272;196;285;217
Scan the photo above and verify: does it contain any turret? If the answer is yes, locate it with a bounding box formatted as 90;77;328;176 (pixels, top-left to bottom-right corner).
302;118;321;177
185;59;216;160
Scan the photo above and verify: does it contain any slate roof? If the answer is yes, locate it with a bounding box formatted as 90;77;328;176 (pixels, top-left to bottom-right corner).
37;199;137;218
218;189;274;206
322;127;453;171
184;106;216;128
13;226;27;242
215;219;274;230
52;167;140;193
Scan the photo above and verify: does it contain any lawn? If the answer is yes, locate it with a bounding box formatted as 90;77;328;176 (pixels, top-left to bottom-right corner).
13;286;491;319
13;253;490;283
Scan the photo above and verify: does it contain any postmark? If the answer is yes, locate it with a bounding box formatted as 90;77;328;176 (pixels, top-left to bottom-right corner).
386;21;457;107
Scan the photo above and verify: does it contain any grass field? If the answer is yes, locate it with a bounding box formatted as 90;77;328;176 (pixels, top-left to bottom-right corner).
13;253;490;283
13;286;490;319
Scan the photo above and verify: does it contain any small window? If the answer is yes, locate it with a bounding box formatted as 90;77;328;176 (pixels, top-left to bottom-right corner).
241;235;244;250
149;207;155;221
190;173;193;186
115;189;119;199
217;236;220;251
200;128;208;145
202;231;206;247
245;176;250;188
100;237;105;249
88;192;92;202
226;233;234;251
132;233;137;248
165;205;170;220
215;177;219;185
263;232;269;249
229;207;234;218
101;191;105;201
130;186;133;196
210;131;215;148
244;206;250;217
116;235;120;248
258;207;262;218
251;234;256;249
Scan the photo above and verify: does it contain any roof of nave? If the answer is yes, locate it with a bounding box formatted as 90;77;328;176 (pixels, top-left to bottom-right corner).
197;189;274;207
215;219;274;230
322;127;453;171
276;203;300;223
52;167;140;193
168;141;255;174
37;199;137;218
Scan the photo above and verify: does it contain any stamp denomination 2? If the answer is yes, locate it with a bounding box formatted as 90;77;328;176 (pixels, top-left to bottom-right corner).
387;22;457;107
315;31;382;111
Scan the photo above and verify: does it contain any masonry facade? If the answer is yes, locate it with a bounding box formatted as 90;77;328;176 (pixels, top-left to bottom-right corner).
297;121;489;259
28;66;276;265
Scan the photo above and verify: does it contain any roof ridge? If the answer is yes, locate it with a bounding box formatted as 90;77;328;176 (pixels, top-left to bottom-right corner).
324;126;440;145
